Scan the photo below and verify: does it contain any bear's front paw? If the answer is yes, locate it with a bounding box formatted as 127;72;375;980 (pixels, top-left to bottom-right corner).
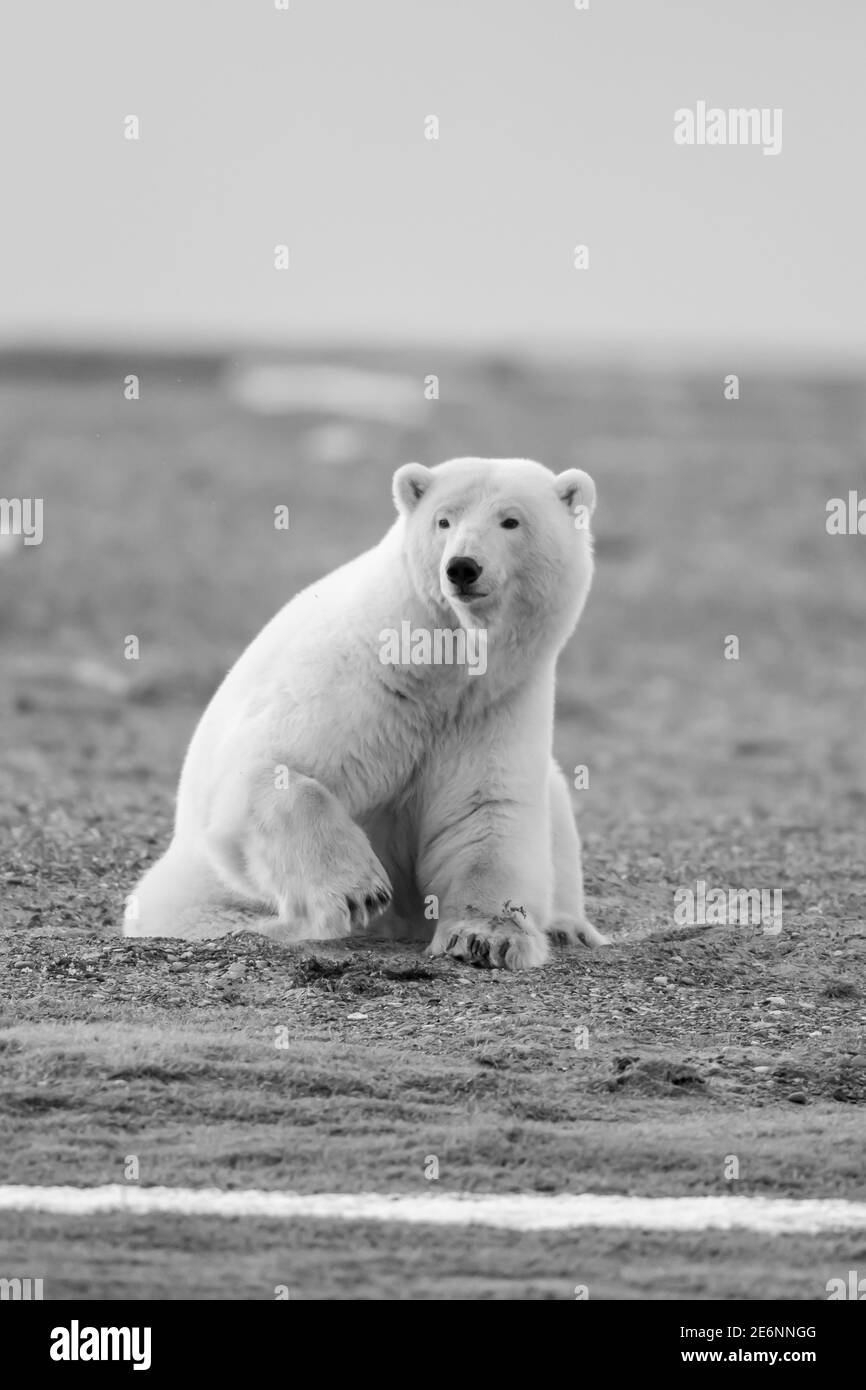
427;911;549;971
546;915;611;949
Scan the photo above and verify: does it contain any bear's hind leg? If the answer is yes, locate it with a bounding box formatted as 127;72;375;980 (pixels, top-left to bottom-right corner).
207;769;393;942
123;841;260;939
547;761;609;948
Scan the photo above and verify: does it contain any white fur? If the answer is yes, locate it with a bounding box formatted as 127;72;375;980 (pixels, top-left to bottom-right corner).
124;457;608;969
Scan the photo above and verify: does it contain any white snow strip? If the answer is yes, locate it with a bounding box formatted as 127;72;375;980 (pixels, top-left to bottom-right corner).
225;364;425;424
2;1187;866;1234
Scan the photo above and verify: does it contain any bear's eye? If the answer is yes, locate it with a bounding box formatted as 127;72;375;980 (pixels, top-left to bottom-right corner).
501;518;520;529
437;518;450;529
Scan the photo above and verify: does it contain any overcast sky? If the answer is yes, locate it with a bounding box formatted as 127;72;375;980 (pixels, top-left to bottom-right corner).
1;0;863;359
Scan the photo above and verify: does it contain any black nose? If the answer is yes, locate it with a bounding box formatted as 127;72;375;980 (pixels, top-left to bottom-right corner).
446;556;483;589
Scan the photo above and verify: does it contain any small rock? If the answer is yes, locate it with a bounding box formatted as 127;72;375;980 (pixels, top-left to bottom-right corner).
753;1065;771;1073
788;1091;807;1105
168;961;187;973
653;975;669;985
346;1012;368;1021
766;996;786;1007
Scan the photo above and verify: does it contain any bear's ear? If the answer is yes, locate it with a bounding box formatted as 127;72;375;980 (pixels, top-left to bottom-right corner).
554;468;596;520
392;462;433;516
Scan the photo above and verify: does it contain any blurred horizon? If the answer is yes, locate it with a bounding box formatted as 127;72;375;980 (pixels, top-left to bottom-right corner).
2;339;866;377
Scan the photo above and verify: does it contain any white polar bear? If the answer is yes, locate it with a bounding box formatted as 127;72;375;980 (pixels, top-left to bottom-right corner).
124;456;608;969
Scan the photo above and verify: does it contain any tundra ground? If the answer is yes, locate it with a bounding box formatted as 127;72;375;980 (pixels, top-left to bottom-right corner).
1;352;863;1298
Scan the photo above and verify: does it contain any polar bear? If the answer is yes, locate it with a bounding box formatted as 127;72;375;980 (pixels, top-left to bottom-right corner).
124;456;608;969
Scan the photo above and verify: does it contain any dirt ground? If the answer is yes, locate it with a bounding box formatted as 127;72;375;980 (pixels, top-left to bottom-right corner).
1;351;864;1298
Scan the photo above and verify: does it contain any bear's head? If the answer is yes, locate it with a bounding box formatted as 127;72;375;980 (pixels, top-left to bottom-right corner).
392;456;596;648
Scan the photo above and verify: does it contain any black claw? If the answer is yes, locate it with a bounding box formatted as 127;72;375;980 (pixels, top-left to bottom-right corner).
346;895;358;915
364;895;375;913
376;889;390;905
